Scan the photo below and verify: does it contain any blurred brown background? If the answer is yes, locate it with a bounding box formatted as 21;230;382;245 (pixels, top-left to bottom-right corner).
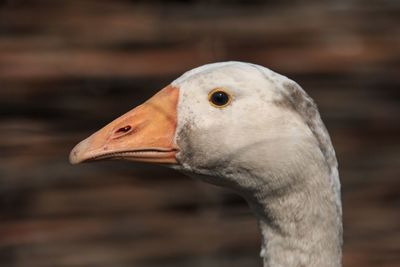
0;0;399;266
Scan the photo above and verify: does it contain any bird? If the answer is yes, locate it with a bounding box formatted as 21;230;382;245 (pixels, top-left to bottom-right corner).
70;61;342;267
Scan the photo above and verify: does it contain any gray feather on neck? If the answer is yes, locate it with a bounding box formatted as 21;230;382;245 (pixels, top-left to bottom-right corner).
248;63;342;267
275;81;342;214
250;63;341;205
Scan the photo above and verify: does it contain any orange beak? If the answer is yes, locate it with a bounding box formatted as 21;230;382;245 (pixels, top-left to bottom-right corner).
69;85;179;165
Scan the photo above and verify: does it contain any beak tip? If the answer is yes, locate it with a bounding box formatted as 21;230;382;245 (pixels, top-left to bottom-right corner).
69;146;82;165
69;138;90;165
69;149;80;165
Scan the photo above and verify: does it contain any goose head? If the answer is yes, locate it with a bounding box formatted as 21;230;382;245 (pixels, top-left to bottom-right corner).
71;62;335;193
70;61;342;267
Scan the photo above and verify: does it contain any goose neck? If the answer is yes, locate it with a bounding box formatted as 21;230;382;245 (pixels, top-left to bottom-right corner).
244;165;342;267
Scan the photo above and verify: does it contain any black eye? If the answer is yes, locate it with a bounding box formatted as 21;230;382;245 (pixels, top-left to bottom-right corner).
209;90;231;107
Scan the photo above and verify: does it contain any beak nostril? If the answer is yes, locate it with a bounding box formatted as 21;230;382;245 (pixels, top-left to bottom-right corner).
115;125;132;134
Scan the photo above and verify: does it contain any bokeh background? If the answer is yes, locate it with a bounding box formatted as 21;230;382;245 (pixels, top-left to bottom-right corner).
1;0;399;266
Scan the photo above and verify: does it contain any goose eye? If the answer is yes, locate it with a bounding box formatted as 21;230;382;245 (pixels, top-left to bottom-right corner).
208;89;232;108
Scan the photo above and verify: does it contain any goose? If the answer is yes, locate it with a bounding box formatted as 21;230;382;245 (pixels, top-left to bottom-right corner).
70;61;342;267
